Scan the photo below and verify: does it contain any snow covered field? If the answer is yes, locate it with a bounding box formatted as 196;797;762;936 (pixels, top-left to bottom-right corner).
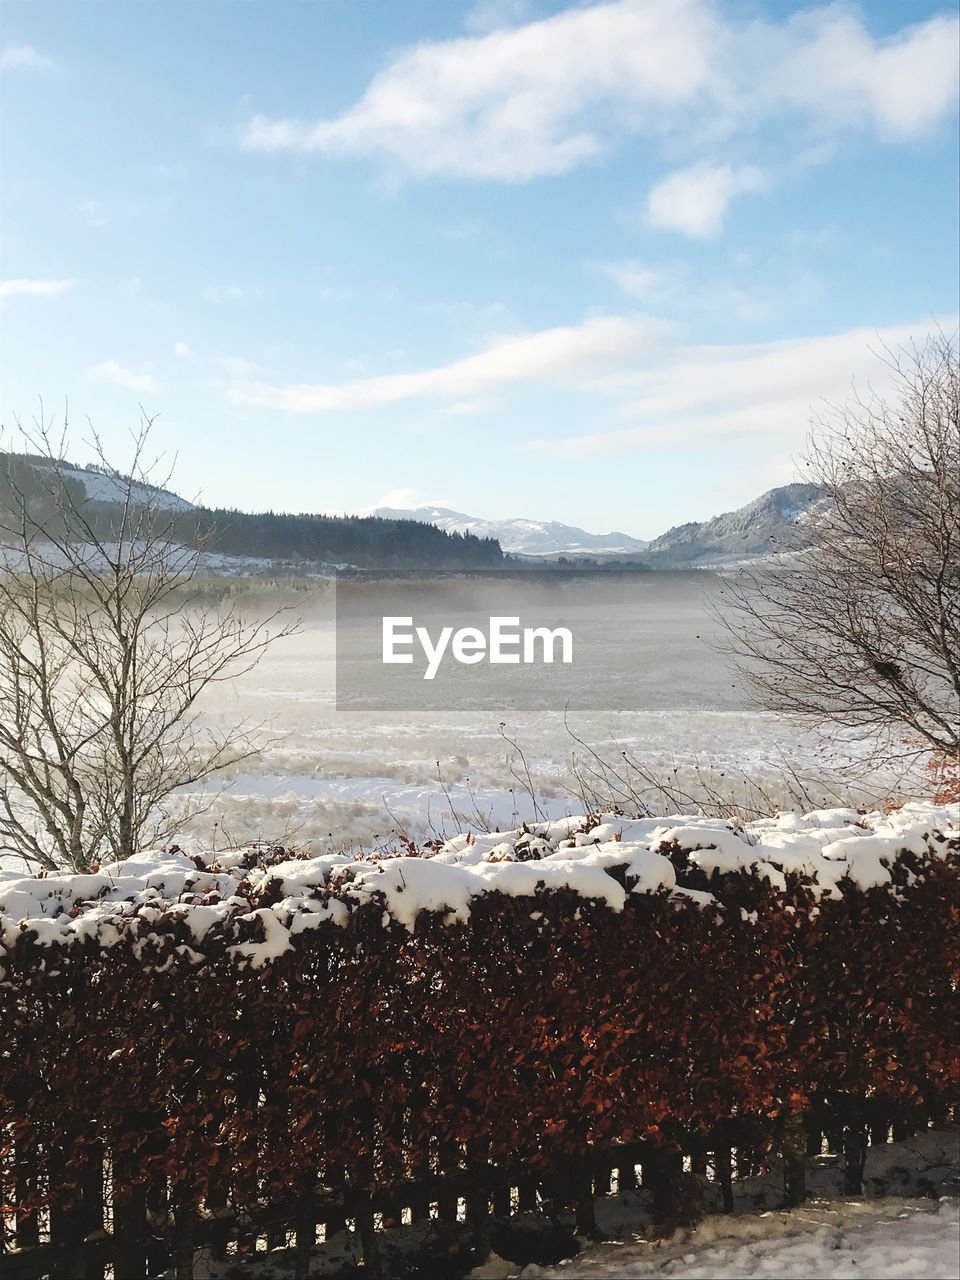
167;574;909;857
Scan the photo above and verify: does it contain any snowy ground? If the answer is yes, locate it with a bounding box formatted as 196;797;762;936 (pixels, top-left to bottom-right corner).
483;1130;960;1280
511;1198;959;1279
180;1132;959;1279
0;573;924;877
159;574;911;860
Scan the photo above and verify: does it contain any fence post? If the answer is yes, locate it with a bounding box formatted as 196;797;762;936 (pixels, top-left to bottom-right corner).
14;1129;40;1251
781;1112;808;1209
294;1200;316;1280
48;1138;86;1280
436;1139;460;1221
356;1195;381;1280
112;1144;148;1280
491;1169;510;1220
618;1156;638;1193
649;1147;684;1227
465;1138;491;1263
714;1145;734;1214
516;1174;538;1214
172;1204;195;1280
322;1112;347;1241
842;1127;866;1195
79;1141;105;1280
573;1160;598;1239
204;1171;230;1263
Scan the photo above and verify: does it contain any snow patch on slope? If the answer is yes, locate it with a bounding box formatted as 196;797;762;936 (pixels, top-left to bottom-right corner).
52;464;194;511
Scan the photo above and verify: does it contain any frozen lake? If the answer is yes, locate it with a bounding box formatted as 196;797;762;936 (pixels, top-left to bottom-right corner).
171;571;892;854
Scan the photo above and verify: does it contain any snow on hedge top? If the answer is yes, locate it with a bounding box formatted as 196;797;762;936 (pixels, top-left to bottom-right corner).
0;802;955;967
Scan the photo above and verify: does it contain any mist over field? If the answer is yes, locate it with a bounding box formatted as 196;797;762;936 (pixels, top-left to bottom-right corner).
170;571;893;855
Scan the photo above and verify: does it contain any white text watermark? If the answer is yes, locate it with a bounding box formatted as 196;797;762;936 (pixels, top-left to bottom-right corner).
382;616;574;680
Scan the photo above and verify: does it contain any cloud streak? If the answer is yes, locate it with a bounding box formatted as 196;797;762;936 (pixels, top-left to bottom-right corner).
0;277;76;302
89;361;160;394
526;321;958;455
0;44;55;73
228;314;668;413
240;1;958;183
224;316;957;475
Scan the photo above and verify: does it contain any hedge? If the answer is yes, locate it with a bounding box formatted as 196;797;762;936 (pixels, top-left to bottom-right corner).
1;805;957;1276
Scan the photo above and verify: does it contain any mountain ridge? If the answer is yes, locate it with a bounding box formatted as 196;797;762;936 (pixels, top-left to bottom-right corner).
375;484;828;565
2;450;829;570
643;482;828;565
373;505;650;558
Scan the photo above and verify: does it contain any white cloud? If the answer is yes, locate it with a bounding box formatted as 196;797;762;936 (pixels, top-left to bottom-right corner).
769;11;960;140
90;361;160;394
359;487;454;515
228;314;668;413
647;163;767;237
376;487;419;508
440;398;499;415
242;0;720;180
240;1;958;183
0;277;76;303
599;259;681;301
599;255;822;321
526;320;957;456
173;341;194;358
0;44;55;73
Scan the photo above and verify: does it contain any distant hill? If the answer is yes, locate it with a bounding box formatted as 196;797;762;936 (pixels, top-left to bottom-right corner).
374;505;650;559
51;460;194;512
0;453;503;571
0;452;830;573
643;483;829;566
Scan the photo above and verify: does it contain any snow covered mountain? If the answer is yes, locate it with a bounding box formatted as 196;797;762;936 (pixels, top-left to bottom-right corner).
0;453;195;513
643;483;829;566
373;505;650;559
374;486;828;565
48;463;195;512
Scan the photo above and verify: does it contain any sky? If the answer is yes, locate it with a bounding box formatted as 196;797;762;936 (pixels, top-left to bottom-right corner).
0;0;958;540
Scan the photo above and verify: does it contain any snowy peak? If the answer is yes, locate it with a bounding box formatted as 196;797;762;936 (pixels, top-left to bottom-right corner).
644;483;828;566
373;487;828;565
373;506;649;559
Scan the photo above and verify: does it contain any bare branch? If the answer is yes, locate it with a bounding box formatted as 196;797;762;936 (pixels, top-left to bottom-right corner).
712;330;959;771
0;412;300;870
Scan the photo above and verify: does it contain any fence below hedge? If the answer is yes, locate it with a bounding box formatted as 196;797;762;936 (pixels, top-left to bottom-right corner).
2;1114;952;1280
1;815;957;1279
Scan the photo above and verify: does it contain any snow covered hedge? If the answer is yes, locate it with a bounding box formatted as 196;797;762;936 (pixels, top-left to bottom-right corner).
1;802;957;1241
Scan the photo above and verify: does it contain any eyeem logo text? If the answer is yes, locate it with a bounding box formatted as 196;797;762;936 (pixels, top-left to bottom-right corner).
383;616;574;681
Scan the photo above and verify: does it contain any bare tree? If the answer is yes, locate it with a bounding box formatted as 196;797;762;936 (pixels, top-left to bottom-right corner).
0;412;299;871
715;332;959;768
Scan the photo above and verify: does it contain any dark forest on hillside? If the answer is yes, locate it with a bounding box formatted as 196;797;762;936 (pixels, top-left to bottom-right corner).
0;453;504;569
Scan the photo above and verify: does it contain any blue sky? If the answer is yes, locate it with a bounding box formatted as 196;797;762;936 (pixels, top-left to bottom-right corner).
1;0;957;539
